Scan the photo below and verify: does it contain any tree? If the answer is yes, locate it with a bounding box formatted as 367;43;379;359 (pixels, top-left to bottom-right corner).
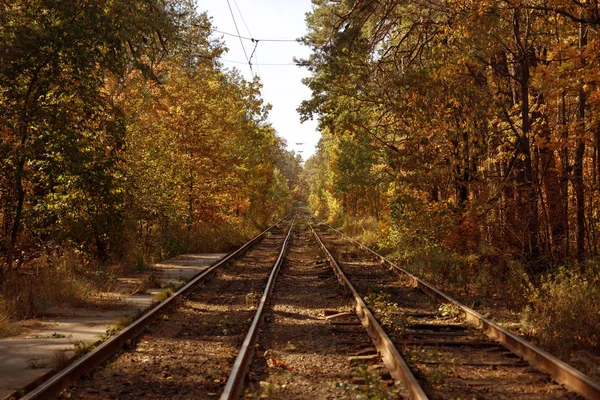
0;0;188;268
301;0;600;271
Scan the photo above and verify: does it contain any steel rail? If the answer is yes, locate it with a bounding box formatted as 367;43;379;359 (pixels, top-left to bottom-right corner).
312;217;600;400
220;215;296;400
21;214;293;400
306;217;428;400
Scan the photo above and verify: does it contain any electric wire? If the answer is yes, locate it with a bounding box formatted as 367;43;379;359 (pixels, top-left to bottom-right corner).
213;29;298;42
226;0;253;75
232;0;260;79
194;53;299;67
233;0;253;40
210;3;302;74
221;59;299;66
254;47;262;77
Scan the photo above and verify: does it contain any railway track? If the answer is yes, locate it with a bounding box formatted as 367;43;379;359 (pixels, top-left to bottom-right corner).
307;216;600;400
241;217;404;398
21;215;295;399
18;212;600;399
21;215;417;399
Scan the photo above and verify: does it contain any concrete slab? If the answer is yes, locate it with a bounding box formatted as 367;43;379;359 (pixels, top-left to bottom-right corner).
0;252;226;399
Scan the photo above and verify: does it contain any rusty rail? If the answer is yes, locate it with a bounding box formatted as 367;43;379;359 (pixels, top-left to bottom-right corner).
306;218;428;400
313;218;600;400
220;215;296;400
21;214;293;400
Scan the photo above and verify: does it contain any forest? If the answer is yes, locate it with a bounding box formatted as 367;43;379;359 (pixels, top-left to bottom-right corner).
0;0;599;373
0;0;300;318
300;0;600;358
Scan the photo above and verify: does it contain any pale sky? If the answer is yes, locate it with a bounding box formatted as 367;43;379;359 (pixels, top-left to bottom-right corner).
198;0;319;160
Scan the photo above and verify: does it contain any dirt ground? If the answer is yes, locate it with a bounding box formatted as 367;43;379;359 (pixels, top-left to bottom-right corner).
244;221;402;399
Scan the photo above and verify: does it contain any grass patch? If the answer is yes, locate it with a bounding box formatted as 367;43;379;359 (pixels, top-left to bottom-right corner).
0;248;99;320
334;364;401;399
52;350;71;369
364;292;408;339
153;287;174;303
0;321;24;338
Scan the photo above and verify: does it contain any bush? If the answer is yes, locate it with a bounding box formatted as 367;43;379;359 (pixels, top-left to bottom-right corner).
523;266;600;356
0;248;97;319
338;215;380;247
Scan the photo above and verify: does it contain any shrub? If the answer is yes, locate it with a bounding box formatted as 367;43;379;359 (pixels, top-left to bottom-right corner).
340;216;380;247
0;248;97;319
523;266;600;356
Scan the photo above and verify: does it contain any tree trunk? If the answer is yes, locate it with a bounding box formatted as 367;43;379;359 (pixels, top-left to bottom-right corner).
575;21;588;264
517;61;540;264
537;93;566;263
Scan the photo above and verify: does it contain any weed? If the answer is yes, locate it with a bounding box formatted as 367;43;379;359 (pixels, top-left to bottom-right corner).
286;341;297;351
438;303;461;319
0;248;97;319
364;292;408;338
73;340;95;355
153;287;174;303
102;327;119;340
427;367;447;385
136;270;163;294
26;358;46;369
0;320;24;338
334;364;401;399
100;313;137;340
51;332;67;339
522;266;600;356
115;315;131;330
53;350;71;369
245;291;260;309
405;348;443;365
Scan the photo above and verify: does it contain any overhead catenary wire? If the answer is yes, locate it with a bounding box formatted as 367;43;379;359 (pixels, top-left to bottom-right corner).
212;29;298;43
207;3;302;75
221;59;300;66
233;0;253;40
225;0;253;75
193;53;301;67
232;0;261;79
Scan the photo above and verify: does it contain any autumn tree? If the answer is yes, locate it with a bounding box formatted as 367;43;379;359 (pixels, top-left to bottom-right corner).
301;0;600;272
0;0;190;269
0;1;297;284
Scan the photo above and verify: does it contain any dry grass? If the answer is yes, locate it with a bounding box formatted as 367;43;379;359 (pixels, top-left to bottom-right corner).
153;287;174;303
0;308;24;338
0;249;97;320
52;350;71;369
522;266;600;357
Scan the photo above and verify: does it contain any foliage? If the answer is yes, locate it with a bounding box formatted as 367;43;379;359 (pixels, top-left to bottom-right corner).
334;364;402;400
0;0;188;265
153;287;174;303
0;248;97;319
438;303;462;319
364;292;407;338
301;0;600;272
0;1;300;319
523;266;600;355
301;0;600;360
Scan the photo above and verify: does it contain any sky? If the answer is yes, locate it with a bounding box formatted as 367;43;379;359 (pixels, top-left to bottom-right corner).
197;0;320;160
